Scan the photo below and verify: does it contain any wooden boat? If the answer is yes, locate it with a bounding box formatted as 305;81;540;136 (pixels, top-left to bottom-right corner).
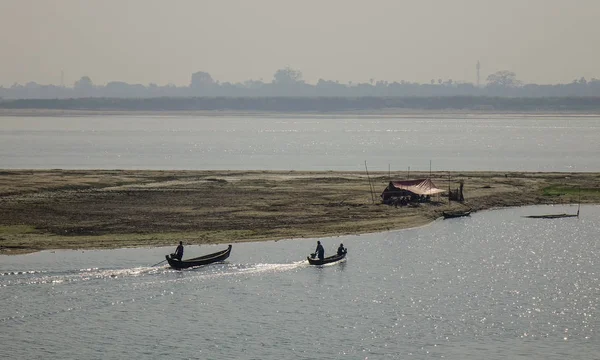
524;213;578;219
442;209;471;219
524;209;579;219
307;251;347;265
526;187;581;219
166;245;232;270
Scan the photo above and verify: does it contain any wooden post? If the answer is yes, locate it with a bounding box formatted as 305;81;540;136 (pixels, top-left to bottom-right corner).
448;174;451;205
577;185;581;217
365;161;375;204
429;160;432;178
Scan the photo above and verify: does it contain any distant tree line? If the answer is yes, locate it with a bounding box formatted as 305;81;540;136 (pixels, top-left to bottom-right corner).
2;67;600;100
3;96;600;112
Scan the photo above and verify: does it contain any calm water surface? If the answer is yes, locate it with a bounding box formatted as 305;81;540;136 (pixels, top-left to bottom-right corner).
1;205;598;359
1;114;599;171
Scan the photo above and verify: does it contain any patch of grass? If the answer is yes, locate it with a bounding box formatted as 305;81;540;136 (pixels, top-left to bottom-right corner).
0;225;38;234
542;186;600;196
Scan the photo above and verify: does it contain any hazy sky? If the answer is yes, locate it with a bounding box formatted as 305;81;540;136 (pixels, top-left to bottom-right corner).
1;0;598;87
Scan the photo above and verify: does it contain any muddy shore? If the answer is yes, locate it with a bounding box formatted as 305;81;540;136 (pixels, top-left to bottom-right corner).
1;170;598;254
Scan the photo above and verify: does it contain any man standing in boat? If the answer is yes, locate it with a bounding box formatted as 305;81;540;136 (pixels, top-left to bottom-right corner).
314;241;325;260
172;241;184;261
337;243;347;256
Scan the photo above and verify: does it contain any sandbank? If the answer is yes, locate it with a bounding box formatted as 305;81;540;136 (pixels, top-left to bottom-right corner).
1;169;598;254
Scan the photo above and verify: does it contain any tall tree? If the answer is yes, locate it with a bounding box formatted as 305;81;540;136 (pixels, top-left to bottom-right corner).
486;70;521;87
74;76;93;90
190;71;215;88
273;67;303;85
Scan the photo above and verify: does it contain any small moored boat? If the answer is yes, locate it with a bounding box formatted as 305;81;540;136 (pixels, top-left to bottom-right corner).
442;209;471;219
307;251;347;266
166;245;232;270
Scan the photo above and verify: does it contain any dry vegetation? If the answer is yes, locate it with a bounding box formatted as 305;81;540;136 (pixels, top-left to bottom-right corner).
1;170;598;254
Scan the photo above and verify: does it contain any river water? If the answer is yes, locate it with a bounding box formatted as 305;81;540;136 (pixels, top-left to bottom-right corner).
1;113;599;358
1;113;599;171
1;205;598;359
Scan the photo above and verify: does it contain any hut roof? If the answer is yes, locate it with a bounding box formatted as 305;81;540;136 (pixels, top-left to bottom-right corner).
383;178;444;196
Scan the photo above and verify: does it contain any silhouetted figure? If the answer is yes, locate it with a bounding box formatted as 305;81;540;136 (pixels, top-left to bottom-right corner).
314;241;325;260
337;243;347;256
171;241;184;261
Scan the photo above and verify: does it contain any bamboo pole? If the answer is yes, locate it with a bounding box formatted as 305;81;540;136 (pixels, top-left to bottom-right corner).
365;161;375;204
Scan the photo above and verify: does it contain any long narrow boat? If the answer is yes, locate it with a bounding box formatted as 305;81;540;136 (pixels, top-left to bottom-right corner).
166;245;232;270
524;212;579;219
307;251;347;265
526;187;581;219
525;202;581;219
442;209;471;219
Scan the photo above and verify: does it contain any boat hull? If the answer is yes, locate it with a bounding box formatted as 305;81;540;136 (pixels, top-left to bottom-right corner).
307;252;346;265
524;213;578;219
442;210;471;219
166;245;232;270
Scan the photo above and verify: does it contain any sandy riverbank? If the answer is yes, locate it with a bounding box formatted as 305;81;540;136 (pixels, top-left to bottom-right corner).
1;170;598;254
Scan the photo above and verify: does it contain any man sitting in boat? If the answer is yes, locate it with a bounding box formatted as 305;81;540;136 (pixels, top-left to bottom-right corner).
314;241;325;260
171;241;184;261
337;243;347;256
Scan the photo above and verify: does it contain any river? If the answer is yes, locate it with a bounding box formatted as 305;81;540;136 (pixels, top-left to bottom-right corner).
1;205;598;359
1;113;599;172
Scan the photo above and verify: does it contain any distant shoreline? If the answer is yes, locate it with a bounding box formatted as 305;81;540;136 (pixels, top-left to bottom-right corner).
1;169;598;255
2;96;600;114
2;108;600;118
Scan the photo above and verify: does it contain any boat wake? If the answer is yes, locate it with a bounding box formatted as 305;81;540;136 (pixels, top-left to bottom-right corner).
1;259;309;288
0;260;311;325
0;266;164;287
231;260;308;274
153;260;308;281
1;270;48;276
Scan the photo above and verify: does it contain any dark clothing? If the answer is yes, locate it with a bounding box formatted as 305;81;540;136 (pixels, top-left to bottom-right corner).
315;244;325;260
174;244;184;260
337;245;346;256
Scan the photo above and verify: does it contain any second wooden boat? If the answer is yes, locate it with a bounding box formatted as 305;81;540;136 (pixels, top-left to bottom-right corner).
307;251;347;265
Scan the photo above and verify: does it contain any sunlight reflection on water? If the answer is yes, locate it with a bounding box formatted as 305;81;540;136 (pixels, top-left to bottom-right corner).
1;205;599;359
